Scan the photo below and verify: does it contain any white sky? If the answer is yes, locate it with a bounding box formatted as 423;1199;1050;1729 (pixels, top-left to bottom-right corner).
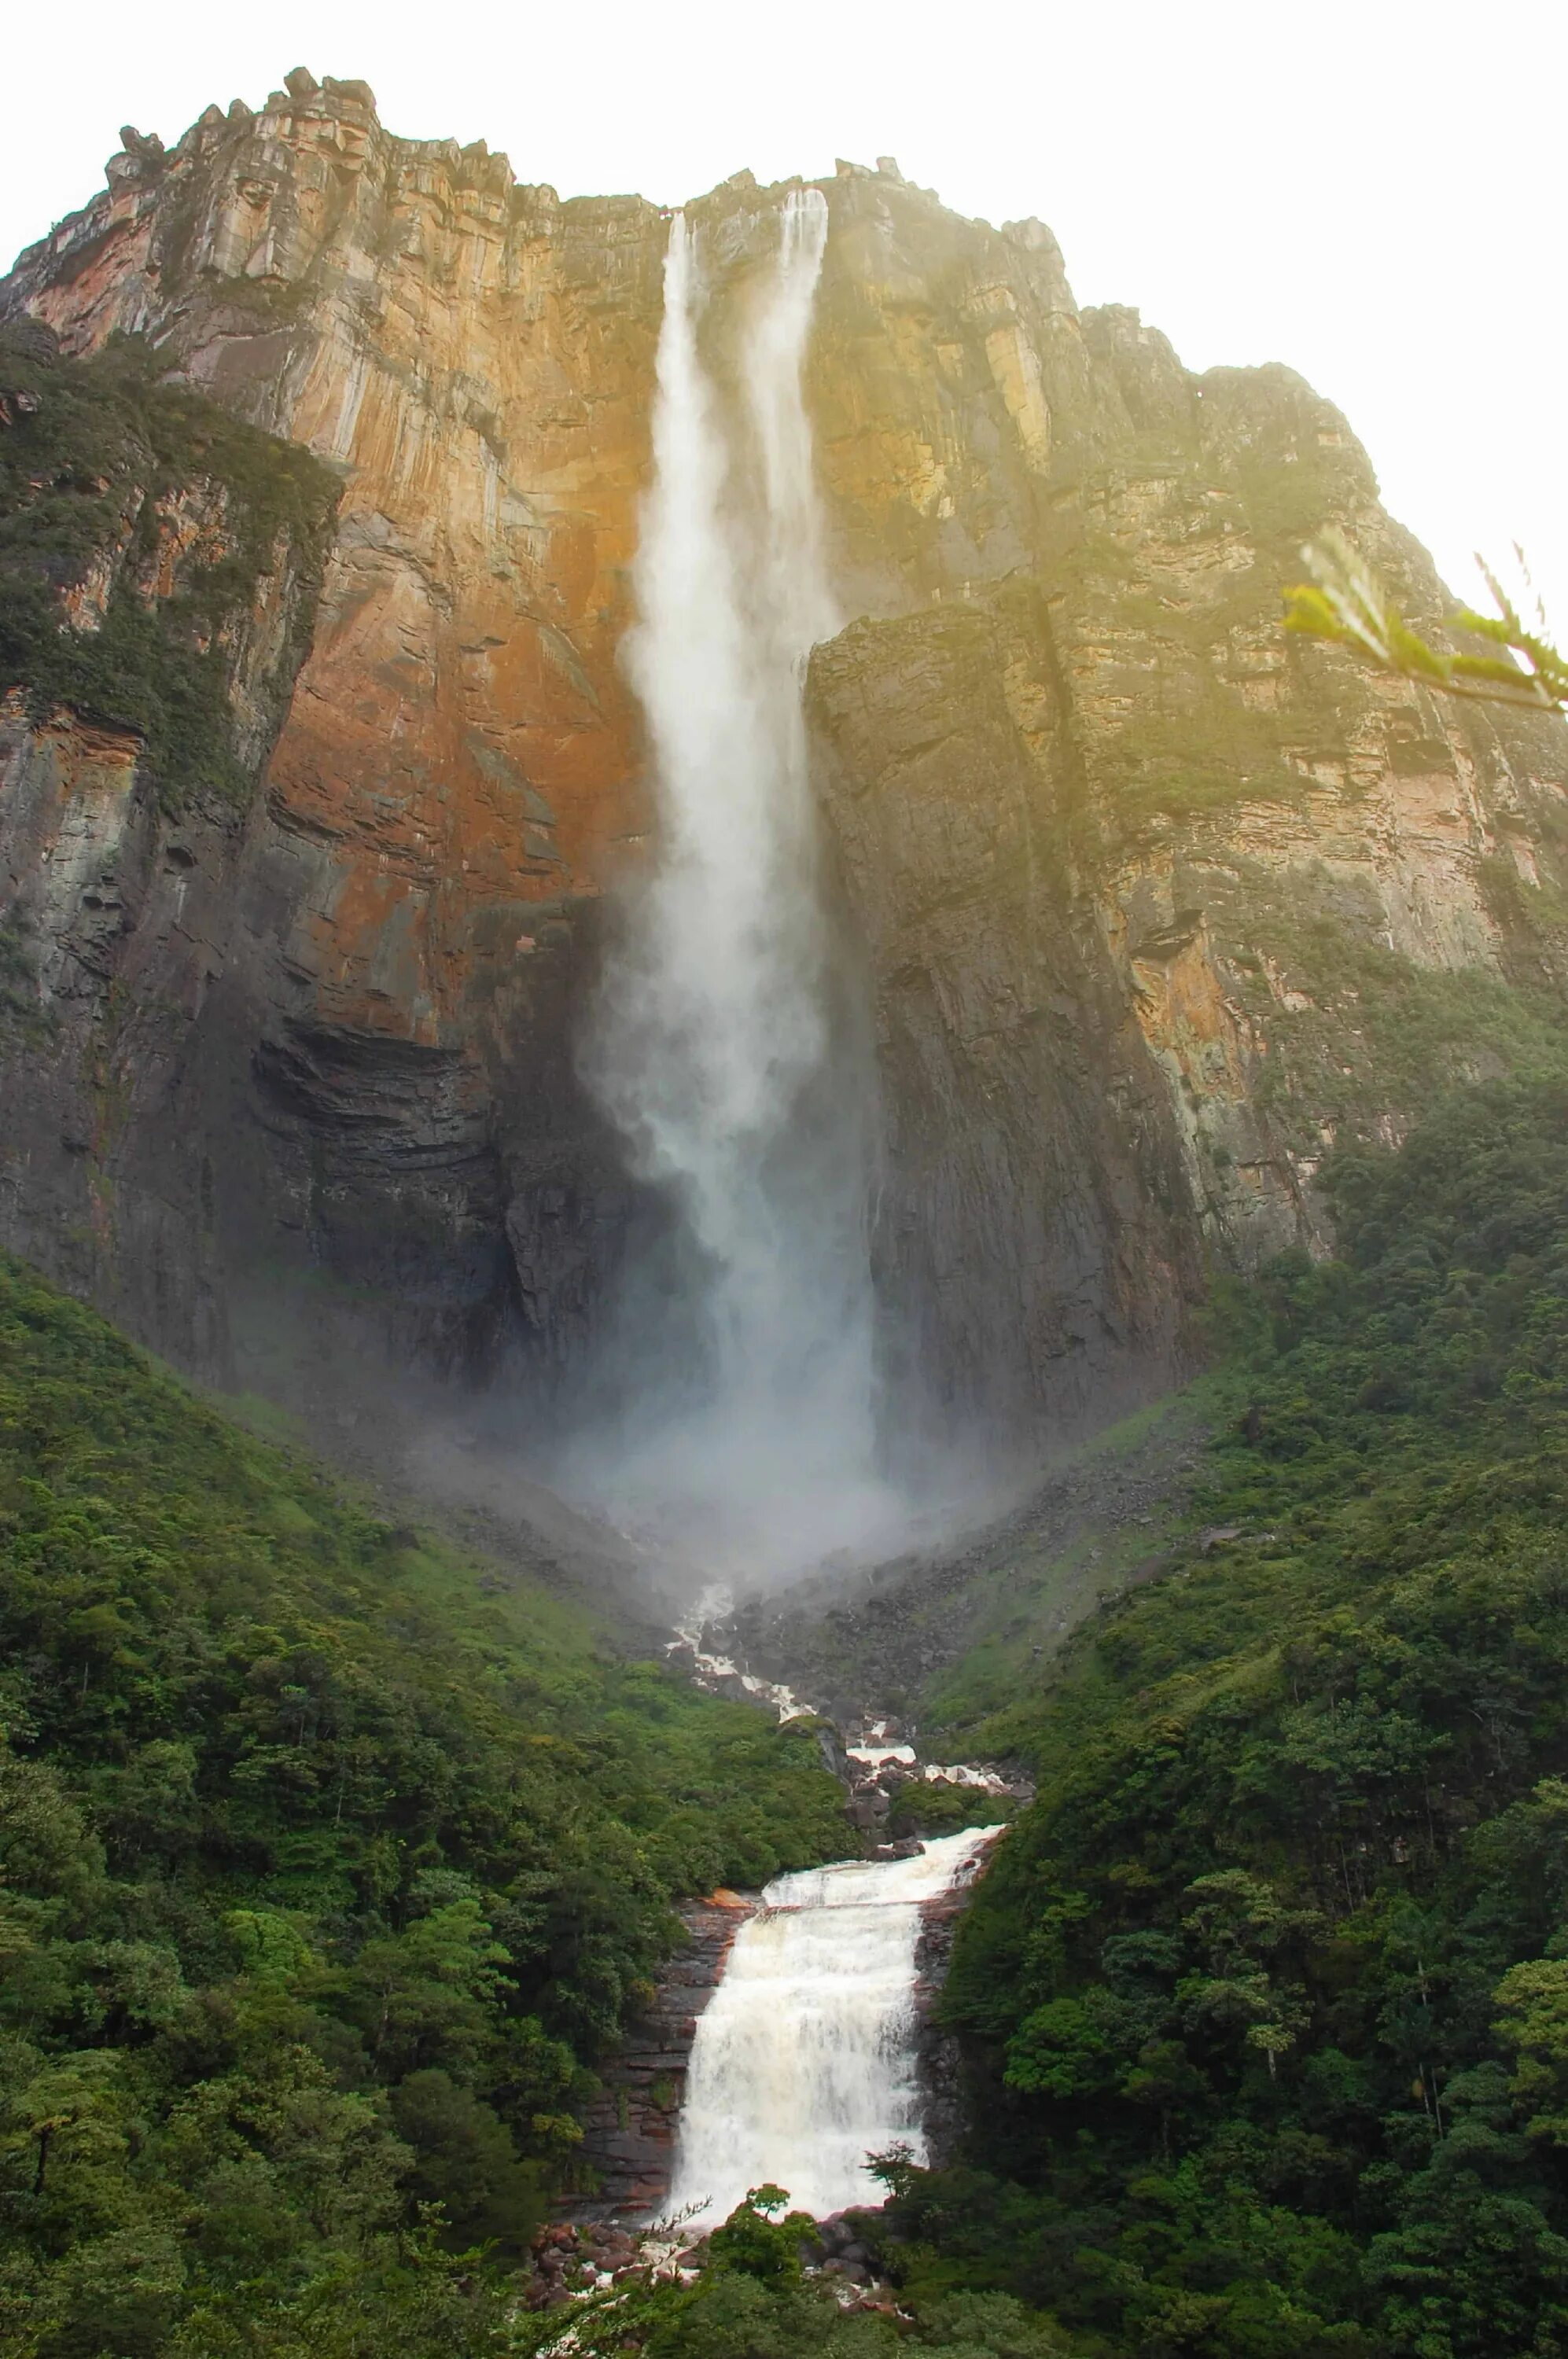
4;0;1566;635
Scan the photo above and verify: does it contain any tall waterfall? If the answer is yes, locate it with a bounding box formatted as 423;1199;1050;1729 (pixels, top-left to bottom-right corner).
668;1828;999;2224
579;190;894;1581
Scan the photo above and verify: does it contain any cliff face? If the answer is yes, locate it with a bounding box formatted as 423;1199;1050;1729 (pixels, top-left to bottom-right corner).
3;73;1566;1447
0;319;340;1364
798;193;1568;1428
2;74;668;1402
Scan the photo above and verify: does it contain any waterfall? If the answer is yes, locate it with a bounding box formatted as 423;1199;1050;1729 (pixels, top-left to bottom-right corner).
668;1827;1000;2224
578;190;896;1582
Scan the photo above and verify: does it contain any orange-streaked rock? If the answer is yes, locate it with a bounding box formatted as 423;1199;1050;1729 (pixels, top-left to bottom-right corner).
4;84;1568;1448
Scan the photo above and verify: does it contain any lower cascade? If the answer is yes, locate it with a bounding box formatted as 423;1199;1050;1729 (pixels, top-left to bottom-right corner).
668;1827;1000;2224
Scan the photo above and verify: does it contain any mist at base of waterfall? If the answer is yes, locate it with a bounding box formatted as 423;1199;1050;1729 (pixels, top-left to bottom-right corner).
553;1397;930;1597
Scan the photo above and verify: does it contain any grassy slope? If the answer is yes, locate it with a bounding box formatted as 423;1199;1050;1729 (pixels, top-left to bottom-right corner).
726;1390;1215;1761
916;1392;1220;1749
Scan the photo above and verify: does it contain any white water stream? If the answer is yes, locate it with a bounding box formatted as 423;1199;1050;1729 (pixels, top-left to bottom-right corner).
562;202;1007;2228
579;190;900;1583
668;1827;1001;2225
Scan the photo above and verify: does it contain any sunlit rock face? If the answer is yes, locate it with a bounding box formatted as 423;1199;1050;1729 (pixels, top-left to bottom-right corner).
3;78;1566;1451
2;76;668;1404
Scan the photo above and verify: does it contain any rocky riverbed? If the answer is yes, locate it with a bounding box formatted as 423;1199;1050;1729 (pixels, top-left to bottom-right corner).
568;1603;1025;2224
525;2205;919;2318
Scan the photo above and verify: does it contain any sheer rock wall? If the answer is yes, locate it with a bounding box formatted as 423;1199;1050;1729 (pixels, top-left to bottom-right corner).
4;75;1566;1444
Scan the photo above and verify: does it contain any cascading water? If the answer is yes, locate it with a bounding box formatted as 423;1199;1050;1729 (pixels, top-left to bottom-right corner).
668;1827;1000;2224
576;190;898;1583
561;197;1002;2239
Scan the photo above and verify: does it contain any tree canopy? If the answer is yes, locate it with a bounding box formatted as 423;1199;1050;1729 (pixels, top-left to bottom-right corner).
0;1260;844;2352
885;1077;1568;2358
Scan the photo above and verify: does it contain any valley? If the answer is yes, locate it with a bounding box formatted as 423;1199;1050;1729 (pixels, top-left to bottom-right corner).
2;62;1568;2359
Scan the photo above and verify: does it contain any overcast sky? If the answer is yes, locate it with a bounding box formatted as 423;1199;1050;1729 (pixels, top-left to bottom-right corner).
5;0;1565;634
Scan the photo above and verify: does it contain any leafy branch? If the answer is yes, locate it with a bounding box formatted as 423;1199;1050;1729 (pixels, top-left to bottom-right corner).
1284;526;1567;716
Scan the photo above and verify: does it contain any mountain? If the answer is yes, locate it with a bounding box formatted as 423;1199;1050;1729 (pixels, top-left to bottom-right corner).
4;71;1565;1462
6;67;1568;2359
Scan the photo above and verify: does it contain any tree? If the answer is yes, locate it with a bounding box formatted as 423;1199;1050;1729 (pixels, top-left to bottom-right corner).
1284;528;1567;715
388;2069;543;2247
1494;1959;1568;2145
345;1901;513;2078
706;2184;817;2286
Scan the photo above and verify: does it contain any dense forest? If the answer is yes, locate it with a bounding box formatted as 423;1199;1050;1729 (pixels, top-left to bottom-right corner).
880;1075;1568;2359
0;1263;844;2353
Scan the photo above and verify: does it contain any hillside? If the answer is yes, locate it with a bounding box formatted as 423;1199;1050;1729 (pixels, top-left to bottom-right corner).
866;1075;1568;2357
0;1260;841;2351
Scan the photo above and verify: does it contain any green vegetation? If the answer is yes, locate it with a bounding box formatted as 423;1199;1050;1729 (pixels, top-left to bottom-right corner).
1208;863;1568;1150
1094;698;1312;832
875;1076;1568;2357
1059;447;1369;846
0;324;337;811
1286;529;1567;719
910;1397;1211;1751
512;2186;1071;2358
550;2269;1069;2358
888;1780;1010;1842
1228;455;1355;555
0;1259;843;2353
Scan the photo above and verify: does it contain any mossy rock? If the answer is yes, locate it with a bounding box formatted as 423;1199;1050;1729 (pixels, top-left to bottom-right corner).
0;325;340;814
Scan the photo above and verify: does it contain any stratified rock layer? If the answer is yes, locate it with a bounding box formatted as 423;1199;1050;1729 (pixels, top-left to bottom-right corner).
572;1893;753;2221
3;79;1566;1446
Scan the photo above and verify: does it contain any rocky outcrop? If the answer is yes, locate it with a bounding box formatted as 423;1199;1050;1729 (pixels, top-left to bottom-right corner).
3;79;1566;1450
571;1893;753;2221
0;321;339;1361
1;86;665;1402
803;245;1568;1439
912;1886;972;2169
812;593;1202;1442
